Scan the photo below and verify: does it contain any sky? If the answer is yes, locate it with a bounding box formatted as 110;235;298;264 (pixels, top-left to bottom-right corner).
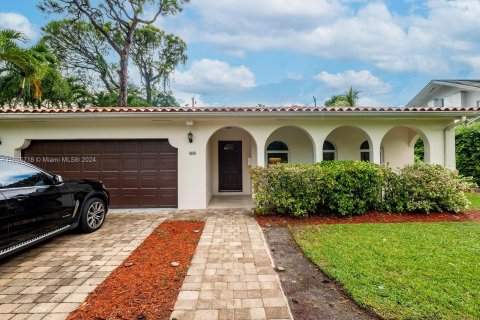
1;0;480;107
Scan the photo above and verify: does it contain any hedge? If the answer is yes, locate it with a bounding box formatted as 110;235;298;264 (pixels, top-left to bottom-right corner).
456;123;480;186
251;161;473;217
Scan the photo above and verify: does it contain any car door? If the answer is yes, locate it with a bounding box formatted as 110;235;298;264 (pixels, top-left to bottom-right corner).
0;191;9;252
0;160;74;246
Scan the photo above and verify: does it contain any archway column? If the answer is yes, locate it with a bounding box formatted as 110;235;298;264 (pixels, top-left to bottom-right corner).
369;134;383;164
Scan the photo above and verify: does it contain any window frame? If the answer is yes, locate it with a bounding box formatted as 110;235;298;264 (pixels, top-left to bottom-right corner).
266;141;289;165
360;140;371;162
322;140;337;161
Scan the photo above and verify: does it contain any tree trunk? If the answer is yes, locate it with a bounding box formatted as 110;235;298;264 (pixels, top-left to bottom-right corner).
146;75;152;105
118;53;129;107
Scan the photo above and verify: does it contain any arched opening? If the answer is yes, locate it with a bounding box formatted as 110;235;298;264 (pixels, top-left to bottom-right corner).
380;126;430;169
266;141;289;165
324;126;373;161
322;140;336;161
360;140;370;162
265;126;315;164
206;126;257;205
414;138;425;162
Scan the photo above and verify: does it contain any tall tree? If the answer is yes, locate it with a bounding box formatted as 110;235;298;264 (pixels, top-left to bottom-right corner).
0;29;47;104
131;25;187;104
38;0;189;107
325;87;360;107
42;20;118;93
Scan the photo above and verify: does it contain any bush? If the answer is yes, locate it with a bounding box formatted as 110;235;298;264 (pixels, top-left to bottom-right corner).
251;161;472;217
456;123;480;185
385;162;473;213
251;161;389;217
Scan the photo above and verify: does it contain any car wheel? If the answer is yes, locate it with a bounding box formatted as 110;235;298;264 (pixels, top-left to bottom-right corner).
79;198;106;232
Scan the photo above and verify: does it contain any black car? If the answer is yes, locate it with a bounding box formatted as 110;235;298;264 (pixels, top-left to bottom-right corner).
0;156;109;259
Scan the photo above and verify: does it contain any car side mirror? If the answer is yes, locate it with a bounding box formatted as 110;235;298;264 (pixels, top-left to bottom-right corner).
53;175;64;185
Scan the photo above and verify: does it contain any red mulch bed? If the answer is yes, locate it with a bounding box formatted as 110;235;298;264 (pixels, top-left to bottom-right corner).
68;220;204;320
255;210;480;227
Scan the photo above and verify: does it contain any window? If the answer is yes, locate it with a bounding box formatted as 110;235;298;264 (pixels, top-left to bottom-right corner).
360;140;370;161
266;141;288;165
0;161;52;189
322;141;336;161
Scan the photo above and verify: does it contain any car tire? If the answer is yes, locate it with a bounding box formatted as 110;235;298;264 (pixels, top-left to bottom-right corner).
79;198;106;233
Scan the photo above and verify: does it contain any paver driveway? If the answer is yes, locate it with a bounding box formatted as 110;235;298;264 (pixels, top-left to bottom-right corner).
0;211;169;320
169;209;293;320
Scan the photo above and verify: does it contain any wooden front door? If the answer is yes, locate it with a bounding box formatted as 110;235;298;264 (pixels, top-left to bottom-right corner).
218;141;243;192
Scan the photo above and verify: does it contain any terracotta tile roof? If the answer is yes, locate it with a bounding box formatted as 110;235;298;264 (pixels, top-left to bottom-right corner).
0;106;479;114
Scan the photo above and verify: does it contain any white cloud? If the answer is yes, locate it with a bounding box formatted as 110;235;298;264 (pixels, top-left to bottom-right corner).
164;0;480;74
0;13;36;39
314;70;391;94
173;59;255;94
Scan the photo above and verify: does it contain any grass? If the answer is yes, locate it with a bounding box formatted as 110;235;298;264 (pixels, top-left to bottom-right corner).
466;192;480;209
292;222;480;320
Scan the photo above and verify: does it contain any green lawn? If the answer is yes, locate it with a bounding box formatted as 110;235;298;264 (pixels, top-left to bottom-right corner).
466;192;480;209
292;222;480;320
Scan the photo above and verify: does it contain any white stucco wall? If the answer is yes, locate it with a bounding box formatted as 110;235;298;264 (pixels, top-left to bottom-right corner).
265;126;314;164
0;114;459;209
325;126;371;161
381;126;417;169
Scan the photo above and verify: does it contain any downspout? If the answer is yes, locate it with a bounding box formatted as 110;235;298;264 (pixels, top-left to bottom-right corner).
443;116;467;166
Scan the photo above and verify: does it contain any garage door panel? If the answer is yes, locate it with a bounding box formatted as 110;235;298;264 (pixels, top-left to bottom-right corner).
83;161;101;172
102;158;120;172
44;141;63;154
121;158;140;171
121;141;139;154
102;142;121;154
22;140;177;208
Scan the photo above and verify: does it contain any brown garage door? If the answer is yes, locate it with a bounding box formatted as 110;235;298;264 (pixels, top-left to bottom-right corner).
22;140;177;208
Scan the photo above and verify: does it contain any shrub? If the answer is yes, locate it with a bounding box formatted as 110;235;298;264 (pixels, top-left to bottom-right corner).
456;123;480;185
251;163;322;217
251;161;389;217
251;161;473;216
385;162;474;213
316;161;389;215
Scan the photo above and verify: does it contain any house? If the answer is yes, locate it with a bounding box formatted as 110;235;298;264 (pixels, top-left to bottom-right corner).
0;106;479;209
407;80;480;108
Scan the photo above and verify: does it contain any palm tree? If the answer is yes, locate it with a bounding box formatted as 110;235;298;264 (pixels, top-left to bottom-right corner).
325;87;360;107
0;29;49;105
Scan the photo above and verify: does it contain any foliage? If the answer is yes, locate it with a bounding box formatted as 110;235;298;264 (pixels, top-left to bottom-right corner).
0;29;48;104
456;123;480;185
252;161;472;216
324;87;360;107
131;25;187;104
293;222;480;320
414;138;424;162
384;162;473;213
251;161;389;217
38;0;189;107
0;30;88;108
42;20;119;93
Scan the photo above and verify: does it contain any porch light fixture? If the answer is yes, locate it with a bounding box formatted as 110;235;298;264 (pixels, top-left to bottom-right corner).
187;131;193;143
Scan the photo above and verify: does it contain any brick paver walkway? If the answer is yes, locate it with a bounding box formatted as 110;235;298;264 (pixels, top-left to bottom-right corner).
170;209;292;320
0;211;169;320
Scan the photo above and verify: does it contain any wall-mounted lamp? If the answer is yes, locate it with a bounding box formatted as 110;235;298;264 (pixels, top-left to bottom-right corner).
187;131;193;143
